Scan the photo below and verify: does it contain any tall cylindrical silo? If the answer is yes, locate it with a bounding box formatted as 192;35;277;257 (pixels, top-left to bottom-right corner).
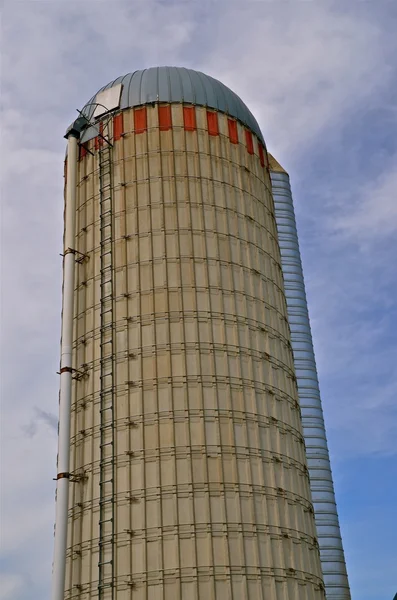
53;66;326;600
269;155;351;600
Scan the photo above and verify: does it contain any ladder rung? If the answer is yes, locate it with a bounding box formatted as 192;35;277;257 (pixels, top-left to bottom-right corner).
98;583;113;590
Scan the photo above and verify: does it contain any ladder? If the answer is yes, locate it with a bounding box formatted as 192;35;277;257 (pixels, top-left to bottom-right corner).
98;120;115;600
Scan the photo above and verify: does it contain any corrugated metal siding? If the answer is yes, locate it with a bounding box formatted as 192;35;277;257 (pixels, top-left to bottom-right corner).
63;105;326;600
270;163;351;600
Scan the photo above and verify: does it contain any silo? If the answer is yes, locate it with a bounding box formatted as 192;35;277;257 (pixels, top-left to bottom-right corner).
53;67;326;600
269;155;351;599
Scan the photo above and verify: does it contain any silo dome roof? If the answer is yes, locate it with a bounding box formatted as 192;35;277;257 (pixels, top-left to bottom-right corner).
82;66;264;144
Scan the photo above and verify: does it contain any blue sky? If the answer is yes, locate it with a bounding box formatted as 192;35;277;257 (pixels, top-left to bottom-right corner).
1;1;396;599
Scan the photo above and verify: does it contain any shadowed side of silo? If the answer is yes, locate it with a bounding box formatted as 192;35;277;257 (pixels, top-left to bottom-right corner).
269;155;351;600
54;67;326;600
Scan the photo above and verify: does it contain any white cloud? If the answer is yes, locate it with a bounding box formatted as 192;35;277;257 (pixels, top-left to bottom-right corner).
330;161;397;240
201;2;394;157
0;575;25;600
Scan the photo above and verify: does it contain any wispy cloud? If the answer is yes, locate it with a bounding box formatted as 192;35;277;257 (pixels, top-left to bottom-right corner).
331;160;397;240
23;408;58;438
200;2;394;157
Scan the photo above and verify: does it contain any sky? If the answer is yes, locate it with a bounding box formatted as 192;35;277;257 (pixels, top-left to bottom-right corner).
0;1;396;599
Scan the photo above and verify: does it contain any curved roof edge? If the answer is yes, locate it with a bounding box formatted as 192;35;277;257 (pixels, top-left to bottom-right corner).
80;66;265;144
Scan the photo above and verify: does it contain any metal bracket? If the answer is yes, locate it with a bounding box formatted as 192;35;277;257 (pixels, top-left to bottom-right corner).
59;248;89;264
57;365;89;380
53;472;87;484
76;107;114;148
80;143;94;157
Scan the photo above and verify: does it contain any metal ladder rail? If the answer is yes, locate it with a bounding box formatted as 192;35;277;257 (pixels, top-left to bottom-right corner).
98;121;116;600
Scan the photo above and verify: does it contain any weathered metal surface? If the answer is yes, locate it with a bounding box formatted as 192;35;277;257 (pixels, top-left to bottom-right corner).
80;66;265;144
61;98;326;599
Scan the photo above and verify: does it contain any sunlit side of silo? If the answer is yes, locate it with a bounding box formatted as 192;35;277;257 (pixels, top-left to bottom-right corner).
53;67;327;600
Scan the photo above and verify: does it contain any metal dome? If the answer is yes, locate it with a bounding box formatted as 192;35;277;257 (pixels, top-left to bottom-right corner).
81;66;265;143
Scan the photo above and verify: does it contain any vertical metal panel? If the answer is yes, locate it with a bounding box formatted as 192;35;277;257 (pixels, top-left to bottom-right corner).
134;106;147;134
94;121;104;150
183;106;196;131
245;129;254;155
270;158;351;600
113;114;123;141
79;144;87;161
158;105;172;131
258;143;265;168
63;106;326;600
227;119;238;144
206;110;219;136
